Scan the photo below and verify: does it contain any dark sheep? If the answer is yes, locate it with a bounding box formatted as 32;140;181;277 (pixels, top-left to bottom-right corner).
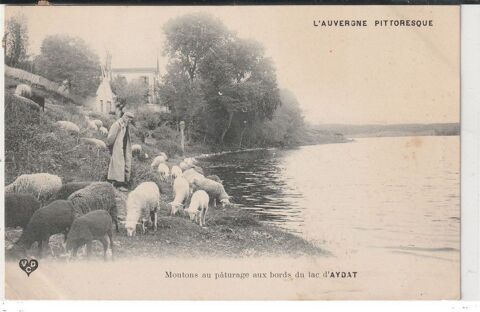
9;200;75;259
5;193;41;229
30;91;45;112
54;181;93;200
67;182;119;232
66;210;114;261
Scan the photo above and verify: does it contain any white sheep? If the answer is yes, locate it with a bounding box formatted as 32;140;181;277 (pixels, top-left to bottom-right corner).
183;168;204;185
92;119;103;128
5;173;62;202
55;121;80;134
157;163;170;182
15;84;32;98
183;157;198;167
99;126;108;136
81;138;107;149
132;144;142;153
85;117;98;131
179;161;191;171
150;155;168;169
192;177;231;208
125;182;160;236
170;165;182;180
185;190;209;227
169;176;190;216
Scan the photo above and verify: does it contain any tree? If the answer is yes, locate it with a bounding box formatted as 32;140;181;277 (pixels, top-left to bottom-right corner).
163;12;232;81
198;38;281;144
111;77;149;108
5;14;29;68
34;35;101;97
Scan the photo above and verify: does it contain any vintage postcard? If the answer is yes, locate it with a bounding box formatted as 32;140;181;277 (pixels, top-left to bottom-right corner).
2;5;459;300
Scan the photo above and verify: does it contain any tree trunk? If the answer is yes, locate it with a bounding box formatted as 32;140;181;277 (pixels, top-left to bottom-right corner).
220;111;234;145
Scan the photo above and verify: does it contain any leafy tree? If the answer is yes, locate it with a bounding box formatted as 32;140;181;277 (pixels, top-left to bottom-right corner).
111;76;149;108
34;35;101;97
163;12;232;81
198;38;281;144
5;13;29;68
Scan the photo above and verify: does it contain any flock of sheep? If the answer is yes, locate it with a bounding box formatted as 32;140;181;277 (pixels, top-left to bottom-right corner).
5;153;232;261
7;83;233;261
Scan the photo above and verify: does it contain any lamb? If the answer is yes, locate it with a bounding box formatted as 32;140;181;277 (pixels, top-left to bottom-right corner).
5;173;62;202
169;176;190;216
5;194;41;229
192;177;232;207
92;119;103;128
191;165;204;175
99;126;108;136
150;154;168;169
125;182;161;236
9;200;75;259
65;210;114;261
206;175;223;184
170;165;183;180
157;163;170;182
81;138;107;149
184;190;209;227
67;182;119;232
56;121;80;134
54;181;93;200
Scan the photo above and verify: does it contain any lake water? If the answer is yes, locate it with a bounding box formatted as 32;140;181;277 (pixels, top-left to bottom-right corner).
201;136;460;261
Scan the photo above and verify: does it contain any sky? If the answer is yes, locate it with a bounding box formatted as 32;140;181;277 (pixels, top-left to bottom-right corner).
6;6;459;125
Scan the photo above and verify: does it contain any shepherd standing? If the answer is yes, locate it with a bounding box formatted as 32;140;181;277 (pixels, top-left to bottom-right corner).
106;112;134;191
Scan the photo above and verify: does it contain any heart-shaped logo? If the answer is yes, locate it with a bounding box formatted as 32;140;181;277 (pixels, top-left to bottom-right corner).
19;259;38;276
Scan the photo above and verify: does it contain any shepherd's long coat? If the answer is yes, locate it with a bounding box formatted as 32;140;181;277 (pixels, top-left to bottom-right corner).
106;119;132;183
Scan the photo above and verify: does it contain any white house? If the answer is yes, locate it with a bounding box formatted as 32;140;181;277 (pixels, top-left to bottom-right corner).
95;55;116;115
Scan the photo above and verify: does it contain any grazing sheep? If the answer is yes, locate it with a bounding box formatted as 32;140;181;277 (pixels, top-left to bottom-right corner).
169;176;190;216
191;165;204;175
171;165;183;180
66;210;114;261
157;163;170;182
179;161;191;171
9;200;75;259
125;182;160;236
5;173;62;202
54;181;93;200
184;157;198;166
183;168;205;185
81;138;107;149
92;119;103;128
67;182;119;232
86;119;98;131
15;84;31;98
56;121;80;134
5;194;41;229
99;126;108;136
30;90;45;111
150;155;168;169
206;175;223;184
185;190;209;227
192;177;231;208
132;144;142;154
